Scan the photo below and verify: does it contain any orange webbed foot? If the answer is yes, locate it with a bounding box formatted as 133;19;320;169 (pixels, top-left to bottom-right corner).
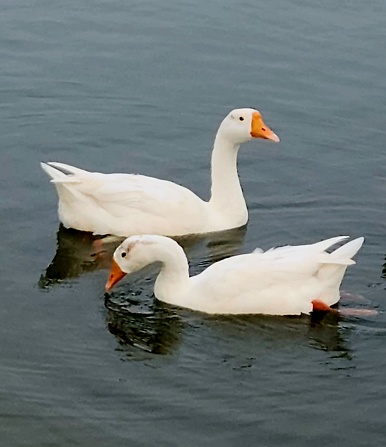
312;299;333;312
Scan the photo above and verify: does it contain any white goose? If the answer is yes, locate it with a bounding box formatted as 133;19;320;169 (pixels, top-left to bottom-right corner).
41;108;279;237
105;234;364;316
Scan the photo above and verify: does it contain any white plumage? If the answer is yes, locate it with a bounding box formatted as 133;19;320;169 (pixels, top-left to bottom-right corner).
106;235;364;316
41;108;279;236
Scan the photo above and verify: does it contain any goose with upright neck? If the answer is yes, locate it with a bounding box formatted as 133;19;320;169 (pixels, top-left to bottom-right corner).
41;108;279;237
105;234;365;316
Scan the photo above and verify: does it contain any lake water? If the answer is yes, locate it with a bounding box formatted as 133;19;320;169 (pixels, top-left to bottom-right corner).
1;0;385;445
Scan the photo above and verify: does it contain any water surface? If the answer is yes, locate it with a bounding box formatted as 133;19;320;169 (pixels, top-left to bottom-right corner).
1;1;386;446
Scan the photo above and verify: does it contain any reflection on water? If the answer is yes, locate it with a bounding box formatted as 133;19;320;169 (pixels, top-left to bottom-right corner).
38;225;122;288
208;311;352;356
104;291;184;357
382;254;386;279
309;312;352;359
39;225;247;288
103;286;353;364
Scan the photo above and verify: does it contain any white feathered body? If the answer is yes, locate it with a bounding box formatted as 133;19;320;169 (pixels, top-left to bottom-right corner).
114;236;364;315
41;162;229;236
149;236;364;315
41;108;280;236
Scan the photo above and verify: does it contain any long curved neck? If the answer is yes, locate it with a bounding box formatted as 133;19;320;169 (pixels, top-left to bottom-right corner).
208;133;247;220
154;245;190;306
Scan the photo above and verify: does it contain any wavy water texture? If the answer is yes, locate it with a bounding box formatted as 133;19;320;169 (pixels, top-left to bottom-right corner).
1;0;386;446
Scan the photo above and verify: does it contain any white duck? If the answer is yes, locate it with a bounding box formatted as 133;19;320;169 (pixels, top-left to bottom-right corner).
41;108;279;237
105;234;364;316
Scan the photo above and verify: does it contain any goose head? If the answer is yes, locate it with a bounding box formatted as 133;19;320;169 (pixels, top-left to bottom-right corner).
105;235;180;292
218;108;280;145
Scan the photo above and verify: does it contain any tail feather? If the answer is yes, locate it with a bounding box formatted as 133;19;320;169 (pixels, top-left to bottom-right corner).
317;237;364;291
329;237;364;264
317;237;364;266
262;236;350;259
310;235;349;252
47;162;89;176
41;162;67;182
41;162;84;184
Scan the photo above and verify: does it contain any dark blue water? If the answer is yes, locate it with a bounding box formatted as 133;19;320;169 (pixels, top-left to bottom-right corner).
1;1;385;445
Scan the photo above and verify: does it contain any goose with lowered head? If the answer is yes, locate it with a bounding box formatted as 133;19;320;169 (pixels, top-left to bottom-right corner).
105;234;364;316
41;108;279;237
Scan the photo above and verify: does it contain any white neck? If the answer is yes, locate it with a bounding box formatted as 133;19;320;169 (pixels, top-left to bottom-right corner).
153;244;191;306
208;133;247;225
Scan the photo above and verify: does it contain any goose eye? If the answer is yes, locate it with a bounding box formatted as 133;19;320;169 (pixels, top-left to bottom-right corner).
121;252;127;258
239;116;244;121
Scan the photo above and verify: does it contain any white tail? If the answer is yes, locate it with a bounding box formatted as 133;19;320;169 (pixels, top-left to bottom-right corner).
317;237;364;287
40;162;67;182
40;162;82;184
310;235;349;252
329;237;364;265
46;162;89;176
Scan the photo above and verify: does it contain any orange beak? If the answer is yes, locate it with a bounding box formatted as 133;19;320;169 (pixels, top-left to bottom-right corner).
105;258;127;292
250;112;280;142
